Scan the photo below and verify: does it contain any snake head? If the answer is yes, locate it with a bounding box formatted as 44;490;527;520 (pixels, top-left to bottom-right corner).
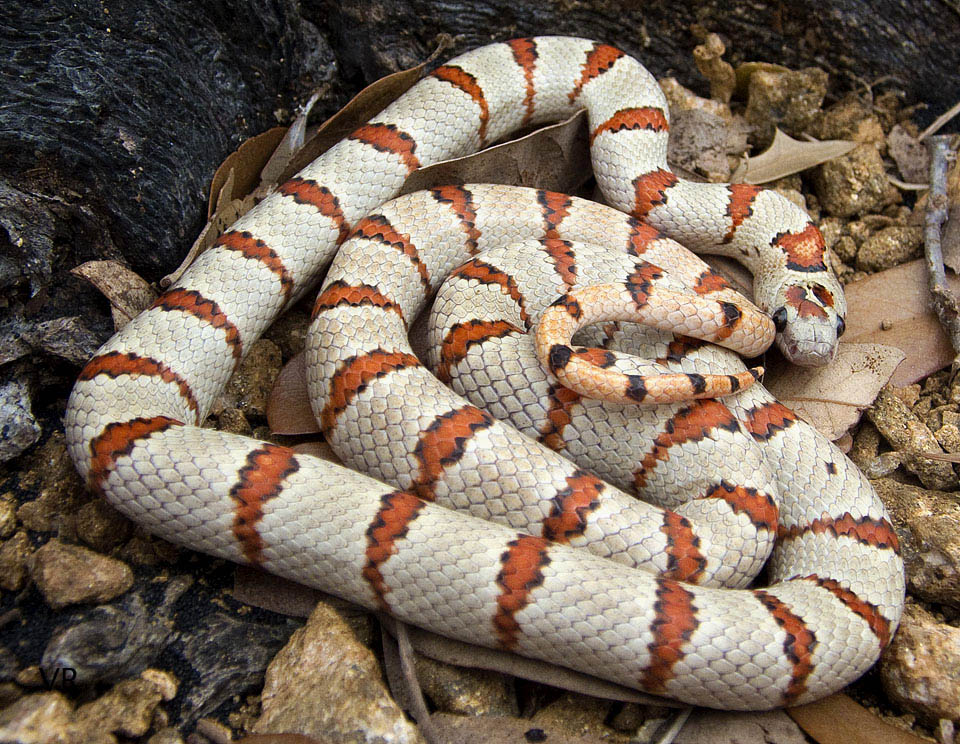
768;279;846;366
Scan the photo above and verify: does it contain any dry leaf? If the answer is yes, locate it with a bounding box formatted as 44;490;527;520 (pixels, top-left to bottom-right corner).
787;694;930;744
842;258;960;386
266;353;319;435
278;58;434;183
206;127;287;220
765;342;904;440
71;260;157;330
731;128;857;184
291;440;340;463
401;109;591;196
888;124;930;184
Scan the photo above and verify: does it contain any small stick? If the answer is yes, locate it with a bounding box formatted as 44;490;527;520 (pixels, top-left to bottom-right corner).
924;135;960;363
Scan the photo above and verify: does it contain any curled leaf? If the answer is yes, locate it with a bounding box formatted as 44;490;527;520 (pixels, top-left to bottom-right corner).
731;128;856;184
402;110;590;195
71;260;157;330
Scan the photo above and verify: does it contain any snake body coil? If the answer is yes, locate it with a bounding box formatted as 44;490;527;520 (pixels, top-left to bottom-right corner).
66;37;904;710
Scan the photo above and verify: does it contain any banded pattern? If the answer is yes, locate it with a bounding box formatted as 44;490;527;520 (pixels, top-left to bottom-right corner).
66;36;900;712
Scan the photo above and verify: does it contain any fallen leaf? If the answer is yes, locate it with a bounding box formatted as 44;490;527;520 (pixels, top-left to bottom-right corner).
787;693;930;744
731;128;857;184
888;124;930;184
278;56;437;183
401;110;591;195
206;127;287;220
842;258;960;386
765;342;905;440
266;353;319;435
71;260;157;330
291;440;340;463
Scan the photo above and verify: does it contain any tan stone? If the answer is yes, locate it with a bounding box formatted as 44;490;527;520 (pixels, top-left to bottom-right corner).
28;539;133;609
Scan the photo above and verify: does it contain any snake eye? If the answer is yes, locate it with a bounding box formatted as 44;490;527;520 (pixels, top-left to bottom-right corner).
772;307;788;332
836;315;846;338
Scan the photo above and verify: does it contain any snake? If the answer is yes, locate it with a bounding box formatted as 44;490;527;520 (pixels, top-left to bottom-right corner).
65;36;905;711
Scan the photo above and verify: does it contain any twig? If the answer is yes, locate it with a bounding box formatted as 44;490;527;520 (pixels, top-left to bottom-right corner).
920;99;960;140
380;616;441;744
924;135;960;364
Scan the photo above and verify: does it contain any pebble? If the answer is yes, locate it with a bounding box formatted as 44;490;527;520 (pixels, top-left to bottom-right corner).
744;67;828;145
28;538;133;609
881;603;960;725
0;530;32;591
873;478;960;609
813;144;898;218
251;600;424;743
856;226;923;271
868;388;959;490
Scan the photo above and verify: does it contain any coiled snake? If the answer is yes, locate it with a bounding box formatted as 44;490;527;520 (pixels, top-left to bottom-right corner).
65;36;905;710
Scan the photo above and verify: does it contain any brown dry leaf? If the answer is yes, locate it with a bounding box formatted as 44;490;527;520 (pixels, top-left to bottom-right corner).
888;124;930;184
764;342;904;440
787;694;930;744
71;260;157;330
401;109;591;195
731;128;857;184
266;353;319;435
278;55;438;183
291;440;340;463
842;258;960;386
205;127;287;220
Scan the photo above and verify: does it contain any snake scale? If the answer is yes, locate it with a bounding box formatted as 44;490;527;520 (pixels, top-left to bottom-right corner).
65;36;905;710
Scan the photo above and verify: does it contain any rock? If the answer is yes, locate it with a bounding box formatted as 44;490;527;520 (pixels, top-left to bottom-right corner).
744;67;828;145
666;109;747;181
28;539;133;609
413;653;517;717
872;478;960;609
16;432;86;533
215;407;253;436
75;499;132;553
675;710;807;744
856;226;924;271
814;95;885;145
42;577;190;685
658;77;732;120
177;611;296;725
223;338;283;420
529;691;631;743
813;144;897;218
147;728;186;744
252;600;425;743
0;492;17;539
868;388;959;491
77;673;175;739
0;375;41;462
0;530;33;592
881;603;960;725
0;691;116;744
